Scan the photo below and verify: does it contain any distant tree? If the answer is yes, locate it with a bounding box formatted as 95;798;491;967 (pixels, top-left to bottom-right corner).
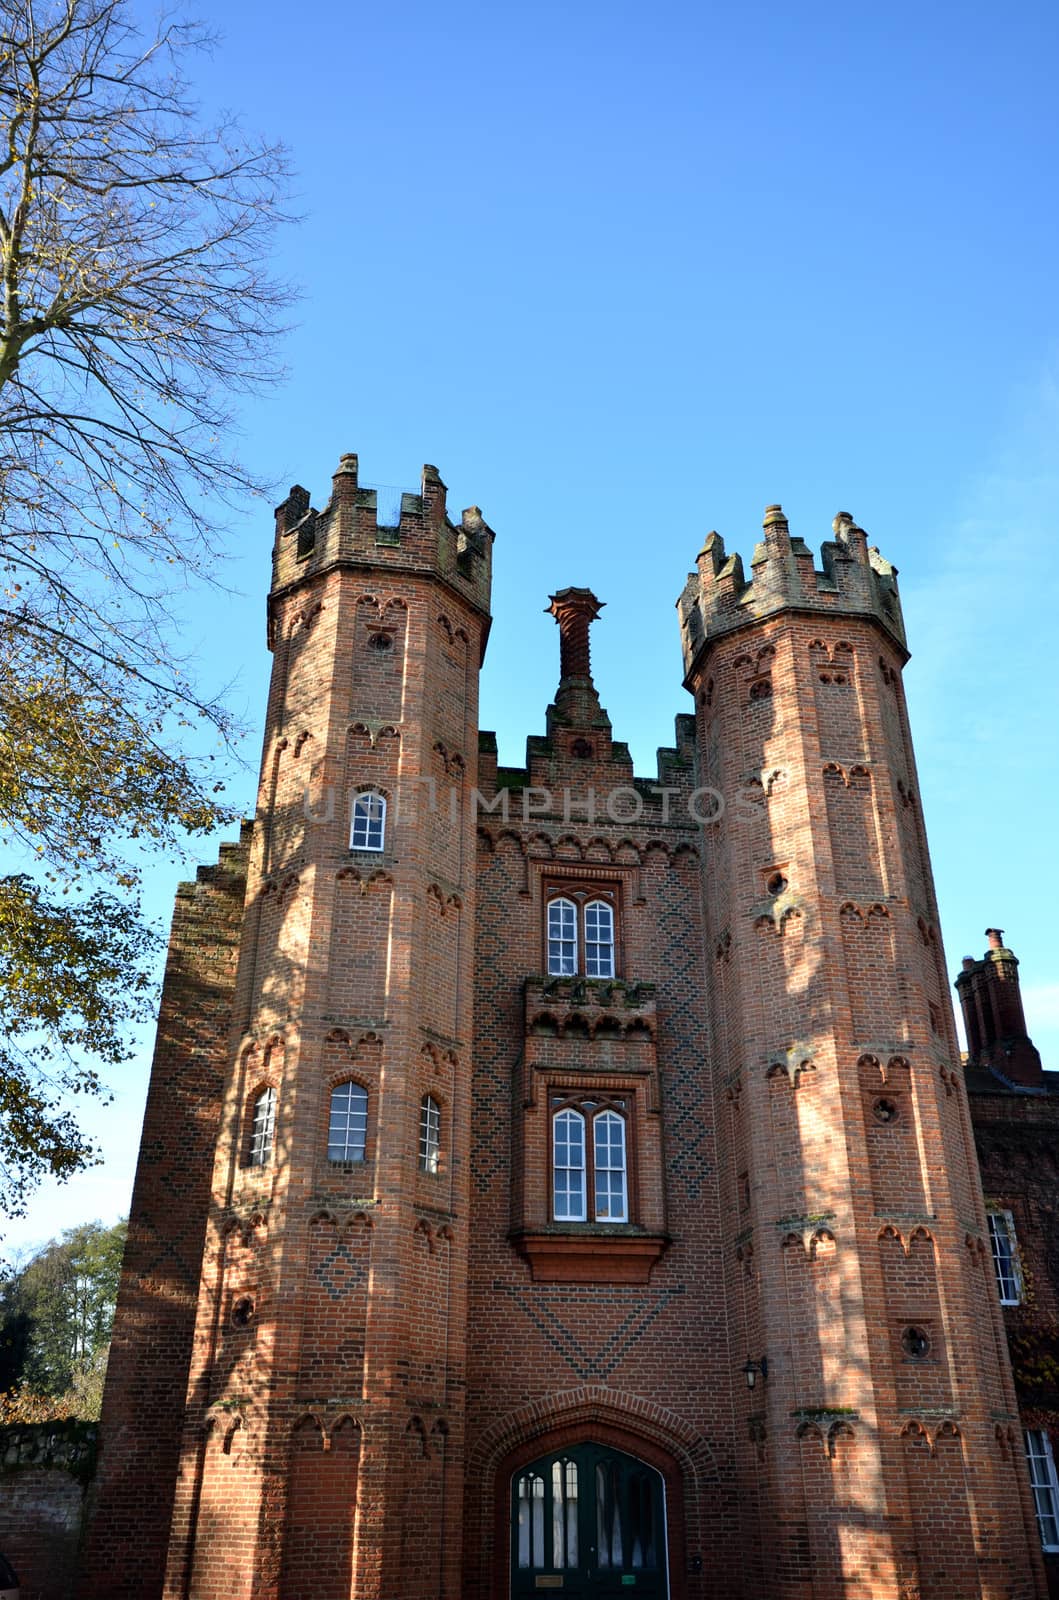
0;1300;30;1392
0;0;292;1215
1;1217;126;1408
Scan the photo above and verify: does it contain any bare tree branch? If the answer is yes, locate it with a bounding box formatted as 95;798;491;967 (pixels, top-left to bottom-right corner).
0;0;294;1216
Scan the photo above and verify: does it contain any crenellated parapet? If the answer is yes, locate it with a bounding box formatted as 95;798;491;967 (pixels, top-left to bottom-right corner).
270;453;494;646
676;504;905;675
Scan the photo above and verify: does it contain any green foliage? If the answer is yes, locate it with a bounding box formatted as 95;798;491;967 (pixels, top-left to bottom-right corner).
0;879;154;1211
0;634;228;882
0;1217;126;1415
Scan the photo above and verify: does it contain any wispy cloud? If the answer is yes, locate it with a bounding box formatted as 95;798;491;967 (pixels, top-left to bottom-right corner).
898;360;1059;1071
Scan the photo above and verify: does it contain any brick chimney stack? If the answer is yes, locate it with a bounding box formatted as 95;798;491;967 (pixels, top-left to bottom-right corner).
547;586;604;685
956;927;1043;1087
546;586;607;731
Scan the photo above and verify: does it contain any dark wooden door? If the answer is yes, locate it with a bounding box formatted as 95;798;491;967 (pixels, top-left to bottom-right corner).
511;1442;667;1598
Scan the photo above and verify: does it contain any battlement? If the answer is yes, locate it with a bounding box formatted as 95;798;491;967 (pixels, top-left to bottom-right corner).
676;505;905;674
269;452;494;631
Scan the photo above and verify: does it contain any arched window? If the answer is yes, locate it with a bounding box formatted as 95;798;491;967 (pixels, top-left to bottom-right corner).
249;1086;276;1167
547;897;577;976
545;889;617;978
511;1444;666;1591
328;1082;368;1162
515;1469;547;1570
593;1110;628;1221
350;791;386;851
552;1098;628;1223
584;900;615;978
419;1094;441;1174
553;1108;586;1220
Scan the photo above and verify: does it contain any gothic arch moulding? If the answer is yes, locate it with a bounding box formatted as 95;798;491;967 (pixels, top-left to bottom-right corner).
469;1386;721;1600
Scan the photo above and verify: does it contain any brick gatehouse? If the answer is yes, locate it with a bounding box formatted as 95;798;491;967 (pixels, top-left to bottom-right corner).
77;457;1053;1598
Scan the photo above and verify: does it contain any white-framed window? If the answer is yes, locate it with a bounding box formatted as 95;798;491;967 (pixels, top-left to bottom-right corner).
593;1109;628;1220
419;1094;441;1174
350;790;386;851
987;1209;1023;1305
584;901;615;978
551;1097;628;1223
546;893;615;978
328;1081;368;1162
249;1086;276;1167
553;1108;587;1220
1025;1430;1059;1551
548;897;578;976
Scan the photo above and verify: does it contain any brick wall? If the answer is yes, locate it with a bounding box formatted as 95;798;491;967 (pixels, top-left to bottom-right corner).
78;835;250;1599
0;1423;95;1600
971;1085;1059;1598
466;690;733;1598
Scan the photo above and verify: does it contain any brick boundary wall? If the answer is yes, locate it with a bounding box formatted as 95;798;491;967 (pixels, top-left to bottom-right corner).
0;1422;96;1600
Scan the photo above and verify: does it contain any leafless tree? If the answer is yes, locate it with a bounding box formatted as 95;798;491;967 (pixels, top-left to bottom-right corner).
0;0;293;1215
0;0;292;693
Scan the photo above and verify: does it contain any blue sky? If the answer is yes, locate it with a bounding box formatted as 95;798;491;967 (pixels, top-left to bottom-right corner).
5;0;1059;1255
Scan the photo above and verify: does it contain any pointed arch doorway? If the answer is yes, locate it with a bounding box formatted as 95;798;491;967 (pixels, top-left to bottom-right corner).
511;1441;669;1597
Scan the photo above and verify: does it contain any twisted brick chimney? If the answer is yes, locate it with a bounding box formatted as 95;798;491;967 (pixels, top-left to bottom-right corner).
547;586;605;724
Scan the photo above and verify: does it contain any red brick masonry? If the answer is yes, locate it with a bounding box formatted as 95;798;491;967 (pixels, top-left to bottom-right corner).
76;472;1049;1599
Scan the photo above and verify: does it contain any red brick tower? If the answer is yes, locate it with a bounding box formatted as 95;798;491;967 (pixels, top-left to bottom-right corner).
103;454;495;1600
677;507;1046;1597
